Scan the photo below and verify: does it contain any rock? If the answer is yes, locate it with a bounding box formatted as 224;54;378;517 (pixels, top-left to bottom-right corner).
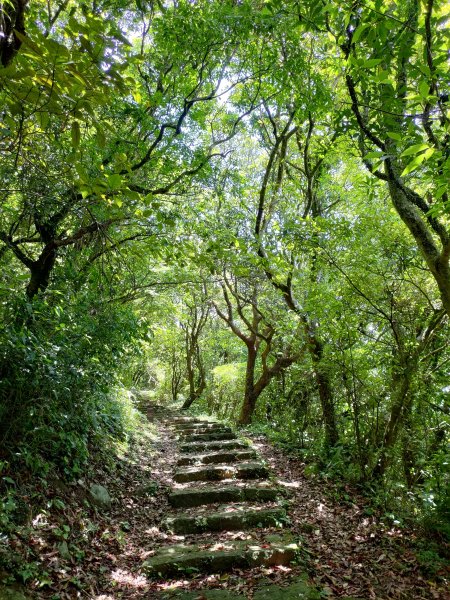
160;591;242;599
89;484;111;509
173;422;222;431
181;431;236;443
135;481;159;496
177;449;258;466
176;425;232;437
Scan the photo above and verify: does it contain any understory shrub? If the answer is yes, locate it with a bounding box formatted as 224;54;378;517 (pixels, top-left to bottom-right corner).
0;290;146;478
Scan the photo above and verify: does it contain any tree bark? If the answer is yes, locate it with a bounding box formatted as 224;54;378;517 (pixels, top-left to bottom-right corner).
306;325;339;448
26;247;57;299
238;343;258;424
181;308;207;410
387;180;450;317
0;0;28;67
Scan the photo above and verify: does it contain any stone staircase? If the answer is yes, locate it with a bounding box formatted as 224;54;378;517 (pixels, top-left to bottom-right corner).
143;412;299;579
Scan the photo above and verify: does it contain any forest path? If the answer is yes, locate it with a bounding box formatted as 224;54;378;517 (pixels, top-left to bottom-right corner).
20;398;447;599
144;403;313;599
143;403;448;600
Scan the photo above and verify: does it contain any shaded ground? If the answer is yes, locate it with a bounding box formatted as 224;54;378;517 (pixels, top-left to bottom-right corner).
1;400;448;599
248;435;450;600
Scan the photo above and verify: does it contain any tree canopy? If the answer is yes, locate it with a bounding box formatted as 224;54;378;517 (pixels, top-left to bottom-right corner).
1;0;449;558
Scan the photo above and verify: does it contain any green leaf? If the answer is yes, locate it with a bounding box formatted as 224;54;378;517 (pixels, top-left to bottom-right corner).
400;143;429;157
364;151;383;159
361;58;383;68
419;80;430;99
13;31;44;56
387;132;402;141
422;147;435;160
125;189;141;201
108;174;122;189
401;153;427;176
71;121;81;148
374;70;391;83
352;23;370;44
96;125;106;148
435;185;448;200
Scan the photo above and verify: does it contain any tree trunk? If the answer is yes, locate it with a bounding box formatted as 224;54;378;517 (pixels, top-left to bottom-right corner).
183;346;196;409
372;363;414;479
26;248;57;299
306;326;339;448
238;344;258;425
237;343;293;425
387;180;450;318
238;390;259;425
170;359;183;403
0;0;28;67
182;377;206;410
182;345;205;410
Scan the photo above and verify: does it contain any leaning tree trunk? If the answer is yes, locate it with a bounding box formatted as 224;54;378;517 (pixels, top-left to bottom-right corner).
182;353;195;409
182;377;206;410
238;343;296;426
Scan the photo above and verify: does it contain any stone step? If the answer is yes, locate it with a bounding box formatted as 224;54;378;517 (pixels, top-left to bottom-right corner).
143;534;298;578
182;431;237;443
163;506;287;534
173;422;222;431
176;425;232;436
180;439;249;453
169;417;206;424
174;461;269;483
177;449;257;466
169;483;280;508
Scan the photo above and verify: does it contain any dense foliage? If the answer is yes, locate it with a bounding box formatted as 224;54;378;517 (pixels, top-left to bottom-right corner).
1;0;449;555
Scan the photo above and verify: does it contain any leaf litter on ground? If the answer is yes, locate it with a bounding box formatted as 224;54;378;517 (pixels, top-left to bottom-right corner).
3;403;449;599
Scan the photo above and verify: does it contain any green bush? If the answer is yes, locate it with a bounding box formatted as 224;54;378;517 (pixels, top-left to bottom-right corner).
205;362;246;419
0;289;145;478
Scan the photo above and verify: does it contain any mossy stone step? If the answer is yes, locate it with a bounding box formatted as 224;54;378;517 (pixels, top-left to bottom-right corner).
177;425;233;437
169;417;206;424
182;431;237;443
143;535;297;578
177;449;257;466
180;439;249;453
163;506;287;534
174;461;269;483
253;581;321;600
158;591;241;599
158;581;322;599
169;483;280;508
173;422;222;431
